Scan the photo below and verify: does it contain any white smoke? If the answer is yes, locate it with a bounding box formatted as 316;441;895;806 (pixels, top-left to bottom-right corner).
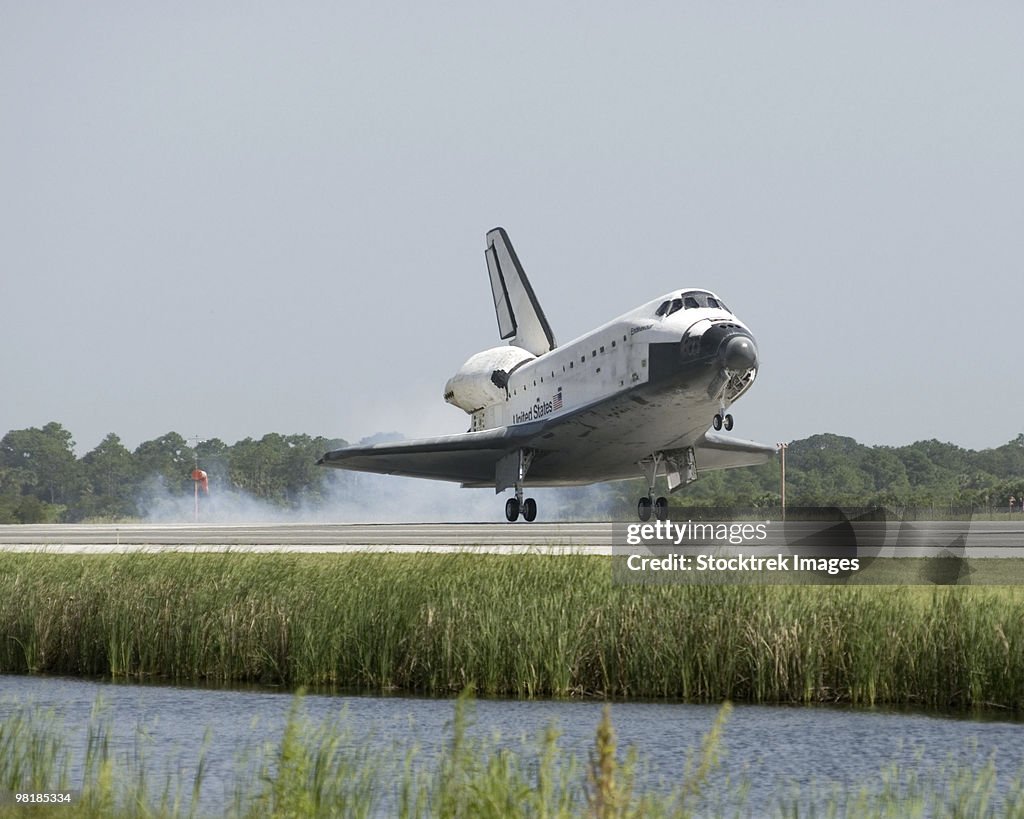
321;472;617;523
137;461;620;524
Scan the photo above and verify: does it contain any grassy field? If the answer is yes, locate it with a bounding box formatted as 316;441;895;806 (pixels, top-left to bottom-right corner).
2;693;1023;818
1;553;1023;709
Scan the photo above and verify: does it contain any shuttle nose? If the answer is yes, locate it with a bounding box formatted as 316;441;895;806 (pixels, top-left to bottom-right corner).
721;335;758;371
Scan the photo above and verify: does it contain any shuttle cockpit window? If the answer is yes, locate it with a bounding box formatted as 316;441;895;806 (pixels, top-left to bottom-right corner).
661;292;732;316
680;290;731;313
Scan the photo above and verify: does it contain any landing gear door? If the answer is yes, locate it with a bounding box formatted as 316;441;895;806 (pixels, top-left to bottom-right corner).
495;449;532;494
665;447;698;494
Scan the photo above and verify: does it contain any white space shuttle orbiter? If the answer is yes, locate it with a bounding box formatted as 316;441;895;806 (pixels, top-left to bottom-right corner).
319;227;776;521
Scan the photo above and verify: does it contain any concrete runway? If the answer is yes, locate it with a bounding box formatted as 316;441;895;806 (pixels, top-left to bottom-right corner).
0;521;1022;555
0;522;610;553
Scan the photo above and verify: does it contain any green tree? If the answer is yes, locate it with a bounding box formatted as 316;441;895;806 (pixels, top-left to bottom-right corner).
861;448;911;499
0;465;62;522
227;433;347;507
133;432;194;493
0;422;82;514
78;433;138;520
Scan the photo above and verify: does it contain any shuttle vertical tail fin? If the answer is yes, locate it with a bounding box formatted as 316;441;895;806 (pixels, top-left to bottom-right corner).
485;227;556;355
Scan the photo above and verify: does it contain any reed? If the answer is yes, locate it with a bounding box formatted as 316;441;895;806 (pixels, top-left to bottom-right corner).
1;553;1023;709
0;693;1022;818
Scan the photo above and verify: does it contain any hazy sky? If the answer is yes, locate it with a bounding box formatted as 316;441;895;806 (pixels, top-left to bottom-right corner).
3;3;1022;457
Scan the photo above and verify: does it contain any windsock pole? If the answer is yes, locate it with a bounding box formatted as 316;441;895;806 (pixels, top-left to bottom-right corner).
188;436;209;523
190;467;209;522
778;443;788;522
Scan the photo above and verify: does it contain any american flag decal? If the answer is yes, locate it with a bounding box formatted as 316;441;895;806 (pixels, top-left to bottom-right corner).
553;389;563;411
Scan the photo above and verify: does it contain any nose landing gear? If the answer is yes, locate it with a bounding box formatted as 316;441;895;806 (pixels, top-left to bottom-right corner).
712;413;734;431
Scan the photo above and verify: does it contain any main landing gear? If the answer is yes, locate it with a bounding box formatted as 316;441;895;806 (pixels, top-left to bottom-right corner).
712;413;734;431
499;449;537;522
637;495;669;522
505;495;537;522
636;453;670;521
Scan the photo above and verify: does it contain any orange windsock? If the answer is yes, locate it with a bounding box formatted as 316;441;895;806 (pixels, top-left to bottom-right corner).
191;469;209;494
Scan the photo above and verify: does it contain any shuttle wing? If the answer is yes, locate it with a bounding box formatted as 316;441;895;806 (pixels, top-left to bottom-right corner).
319;417;776;488
318;427;535;486
485;227;556;356
693;431;778;470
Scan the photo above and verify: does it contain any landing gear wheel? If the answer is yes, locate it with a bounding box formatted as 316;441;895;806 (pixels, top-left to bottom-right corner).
654;496;669;520
522;497;537;522
637;496;653;521
505;498;520;522
713;414;723;431
723;414;734;431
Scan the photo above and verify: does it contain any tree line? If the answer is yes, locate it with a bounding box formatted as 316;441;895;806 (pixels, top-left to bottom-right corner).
632;432;1024;514
1;423;1023;523
0;423;348;523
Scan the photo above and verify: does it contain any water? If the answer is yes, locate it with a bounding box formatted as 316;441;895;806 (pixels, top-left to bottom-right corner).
1;675;1021;815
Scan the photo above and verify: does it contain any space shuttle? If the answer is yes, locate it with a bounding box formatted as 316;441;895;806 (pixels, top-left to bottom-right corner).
319;227;776;521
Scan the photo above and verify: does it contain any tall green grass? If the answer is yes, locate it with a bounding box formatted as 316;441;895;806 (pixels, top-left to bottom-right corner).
1;553;1023;709
1;693;1022;818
